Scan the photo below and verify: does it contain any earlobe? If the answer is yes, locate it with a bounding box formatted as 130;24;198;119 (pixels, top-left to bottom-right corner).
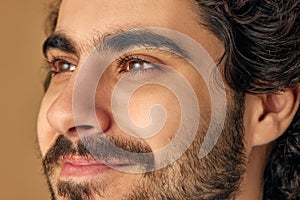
244;85;300;147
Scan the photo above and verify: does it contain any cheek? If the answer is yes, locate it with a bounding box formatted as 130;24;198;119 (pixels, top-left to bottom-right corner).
128;85;181;150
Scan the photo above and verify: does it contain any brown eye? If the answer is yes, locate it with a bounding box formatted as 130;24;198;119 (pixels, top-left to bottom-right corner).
52;60;76;73
124;59;153;72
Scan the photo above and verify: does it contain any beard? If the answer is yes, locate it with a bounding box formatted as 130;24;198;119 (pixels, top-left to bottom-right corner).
42;93;246;200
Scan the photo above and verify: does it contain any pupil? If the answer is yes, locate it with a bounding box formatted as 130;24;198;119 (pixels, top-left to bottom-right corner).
61;63;69;70
127;59;146;71
133;62;141;69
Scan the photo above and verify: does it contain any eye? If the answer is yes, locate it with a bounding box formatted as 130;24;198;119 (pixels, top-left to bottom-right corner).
51;59;77;74
126;59;153;71
119;56;158;74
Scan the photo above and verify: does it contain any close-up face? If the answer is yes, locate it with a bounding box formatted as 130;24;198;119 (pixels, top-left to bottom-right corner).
37;0;300;200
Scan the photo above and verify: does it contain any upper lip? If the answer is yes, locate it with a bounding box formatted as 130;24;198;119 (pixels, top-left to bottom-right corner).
61;156;103;166
61;156;132;167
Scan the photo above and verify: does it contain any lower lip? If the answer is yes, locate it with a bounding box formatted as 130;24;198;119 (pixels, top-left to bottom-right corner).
60;162;111;178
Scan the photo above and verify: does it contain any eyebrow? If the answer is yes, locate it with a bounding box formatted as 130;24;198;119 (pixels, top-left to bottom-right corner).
42;29;188;59
98;30;189;58
42;33;78;57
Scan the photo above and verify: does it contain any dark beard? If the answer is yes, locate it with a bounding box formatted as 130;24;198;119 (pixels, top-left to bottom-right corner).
42;93;246;200
125;93;246;200
42;134;153;200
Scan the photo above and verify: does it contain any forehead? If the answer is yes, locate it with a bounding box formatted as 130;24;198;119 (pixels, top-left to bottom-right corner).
57;0;197;38
55;0;224;62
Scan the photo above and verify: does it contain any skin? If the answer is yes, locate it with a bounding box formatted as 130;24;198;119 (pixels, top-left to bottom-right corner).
38;0;300;199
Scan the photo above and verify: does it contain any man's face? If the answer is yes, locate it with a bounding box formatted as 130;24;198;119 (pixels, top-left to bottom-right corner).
38;0;246;199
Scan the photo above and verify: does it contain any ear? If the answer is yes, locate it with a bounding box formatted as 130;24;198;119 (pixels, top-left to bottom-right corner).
244;85;300;147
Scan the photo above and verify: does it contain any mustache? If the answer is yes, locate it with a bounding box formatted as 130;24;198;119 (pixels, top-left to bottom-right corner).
42;134;154;175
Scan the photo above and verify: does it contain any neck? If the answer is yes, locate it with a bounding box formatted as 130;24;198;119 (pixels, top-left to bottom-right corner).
235;145;269;200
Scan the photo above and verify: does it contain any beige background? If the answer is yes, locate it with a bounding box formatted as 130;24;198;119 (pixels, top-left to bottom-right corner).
0;0;50;199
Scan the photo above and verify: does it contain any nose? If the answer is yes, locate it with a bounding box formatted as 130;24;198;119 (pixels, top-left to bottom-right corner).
46;78;111;139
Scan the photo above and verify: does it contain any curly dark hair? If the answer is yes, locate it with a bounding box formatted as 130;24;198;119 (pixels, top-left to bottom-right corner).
196;1;300;199
44;0;300;199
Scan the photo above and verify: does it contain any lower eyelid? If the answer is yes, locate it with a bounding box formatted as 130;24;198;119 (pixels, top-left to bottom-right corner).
126;64;162;76
50;71;74;81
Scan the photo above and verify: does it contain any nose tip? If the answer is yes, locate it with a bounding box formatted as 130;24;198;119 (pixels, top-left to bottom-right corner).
46;84;111;139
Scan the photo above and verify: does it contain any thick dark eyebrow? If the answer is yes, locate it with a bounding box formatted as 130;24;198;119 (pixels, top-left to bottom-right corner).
42;29;188;59
98;30;189;59
42;33;78;58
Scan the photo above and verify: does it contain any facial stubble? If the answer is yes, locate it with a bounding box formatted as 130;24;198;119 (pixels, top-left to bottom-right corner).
125;93;246;200
42;93;246;200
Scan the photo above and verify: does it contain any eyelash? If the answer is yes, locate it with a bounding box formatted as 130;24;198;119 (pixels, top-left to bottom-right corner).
46;56;76;76
116;55;159;74
46;54;159;77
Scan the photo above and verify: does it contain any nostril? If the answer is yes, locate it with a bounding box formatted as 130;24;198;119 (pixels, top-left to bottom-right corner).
74;125;94;130
67;125;99;138
69;125;93;131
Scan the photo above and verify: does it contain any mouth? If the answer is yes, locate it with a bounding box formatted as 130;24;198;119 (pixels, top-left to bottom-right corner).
60;156;130;178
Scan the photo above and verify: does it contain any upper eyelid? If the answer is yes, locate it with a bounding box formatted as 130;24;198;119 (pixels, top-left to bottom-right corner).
131;48;186;63
45;48;78;63
44;56;78;74
118;48;187;64
48;56;75;63
45;58;76;70
46;55;78;69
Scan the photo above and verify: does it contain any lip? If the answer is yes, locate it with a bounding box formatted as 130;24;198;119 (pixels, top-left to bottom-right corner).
60;156;112;178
